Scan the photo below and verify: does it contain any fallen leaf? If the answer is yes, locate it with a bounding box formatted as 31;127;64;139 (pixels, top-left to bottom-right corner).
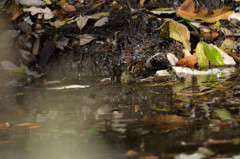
42;0;51;5
202;42;223;66
55;38;69;50
23;6;54;20
87;12;110;19
79;34;96;46
200;28;219;41
220;27;240;36
176;53;197;67
197;7;234;23
10;1;21;20
173;66;235;76
212;44;236;65
196;41;209;67
150;8;176;15
228;13;240;21
160;20;191;51
140;0;146;7
17;0;46;6
60;3;77;12
177;0;234;23
77;15;89;30
220;39;237;52
155;70;171;77
94;17;109;27
167;53;178;65
177;0;197;19
52;19;68;28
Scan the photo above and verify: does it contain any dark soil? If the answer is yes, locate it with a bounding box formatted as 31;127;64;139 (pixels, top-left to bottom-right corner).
8;0;239;81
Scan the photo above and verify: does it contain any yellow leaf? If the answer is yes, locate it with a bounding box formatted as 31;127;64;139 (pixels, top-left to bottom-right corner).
43;0;52;5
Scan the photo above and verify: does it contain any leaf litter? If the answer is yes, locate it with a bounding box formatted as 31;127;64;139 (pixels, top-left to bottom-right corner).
1;0;240;158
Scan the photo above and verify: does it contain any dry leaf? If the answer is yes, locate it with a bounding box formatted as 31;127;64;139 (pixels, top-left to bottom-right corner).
77;15;89;30
17;0;46;6
160;20;191;51
10;1;21;20
150;8;176;15
167;53;178;65
176;53;197;66
94;17;109;27
177;0;234;23
140;0;146;7
177;0;197;19
61;3;77;12
79;34;96;46
200;28;219;41
228;13;240;21
55;38;69;50
87;12;110;19
23;6;54;20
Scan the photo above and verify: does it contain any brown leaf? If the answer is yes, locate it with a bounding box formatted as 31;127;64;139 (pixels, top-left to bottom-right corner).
176;53;197;66
140;0;146;7
200;28;219;41
61;3;77;12
177;0;234;23
10;1;21;20
197;7;234;23
177;0;196;19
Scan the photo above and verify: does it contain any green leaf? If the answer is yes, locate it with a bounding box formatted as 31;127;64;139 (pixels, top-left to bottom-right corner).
202;42;223;66
196;41;209;67
213;108;233;121
153;8;173;11
160;20;191;52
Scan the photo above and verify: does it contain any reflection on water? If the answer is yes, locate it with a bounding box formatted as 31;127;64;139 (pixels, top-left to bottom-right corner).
0;74;240;159
0;12;240;159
